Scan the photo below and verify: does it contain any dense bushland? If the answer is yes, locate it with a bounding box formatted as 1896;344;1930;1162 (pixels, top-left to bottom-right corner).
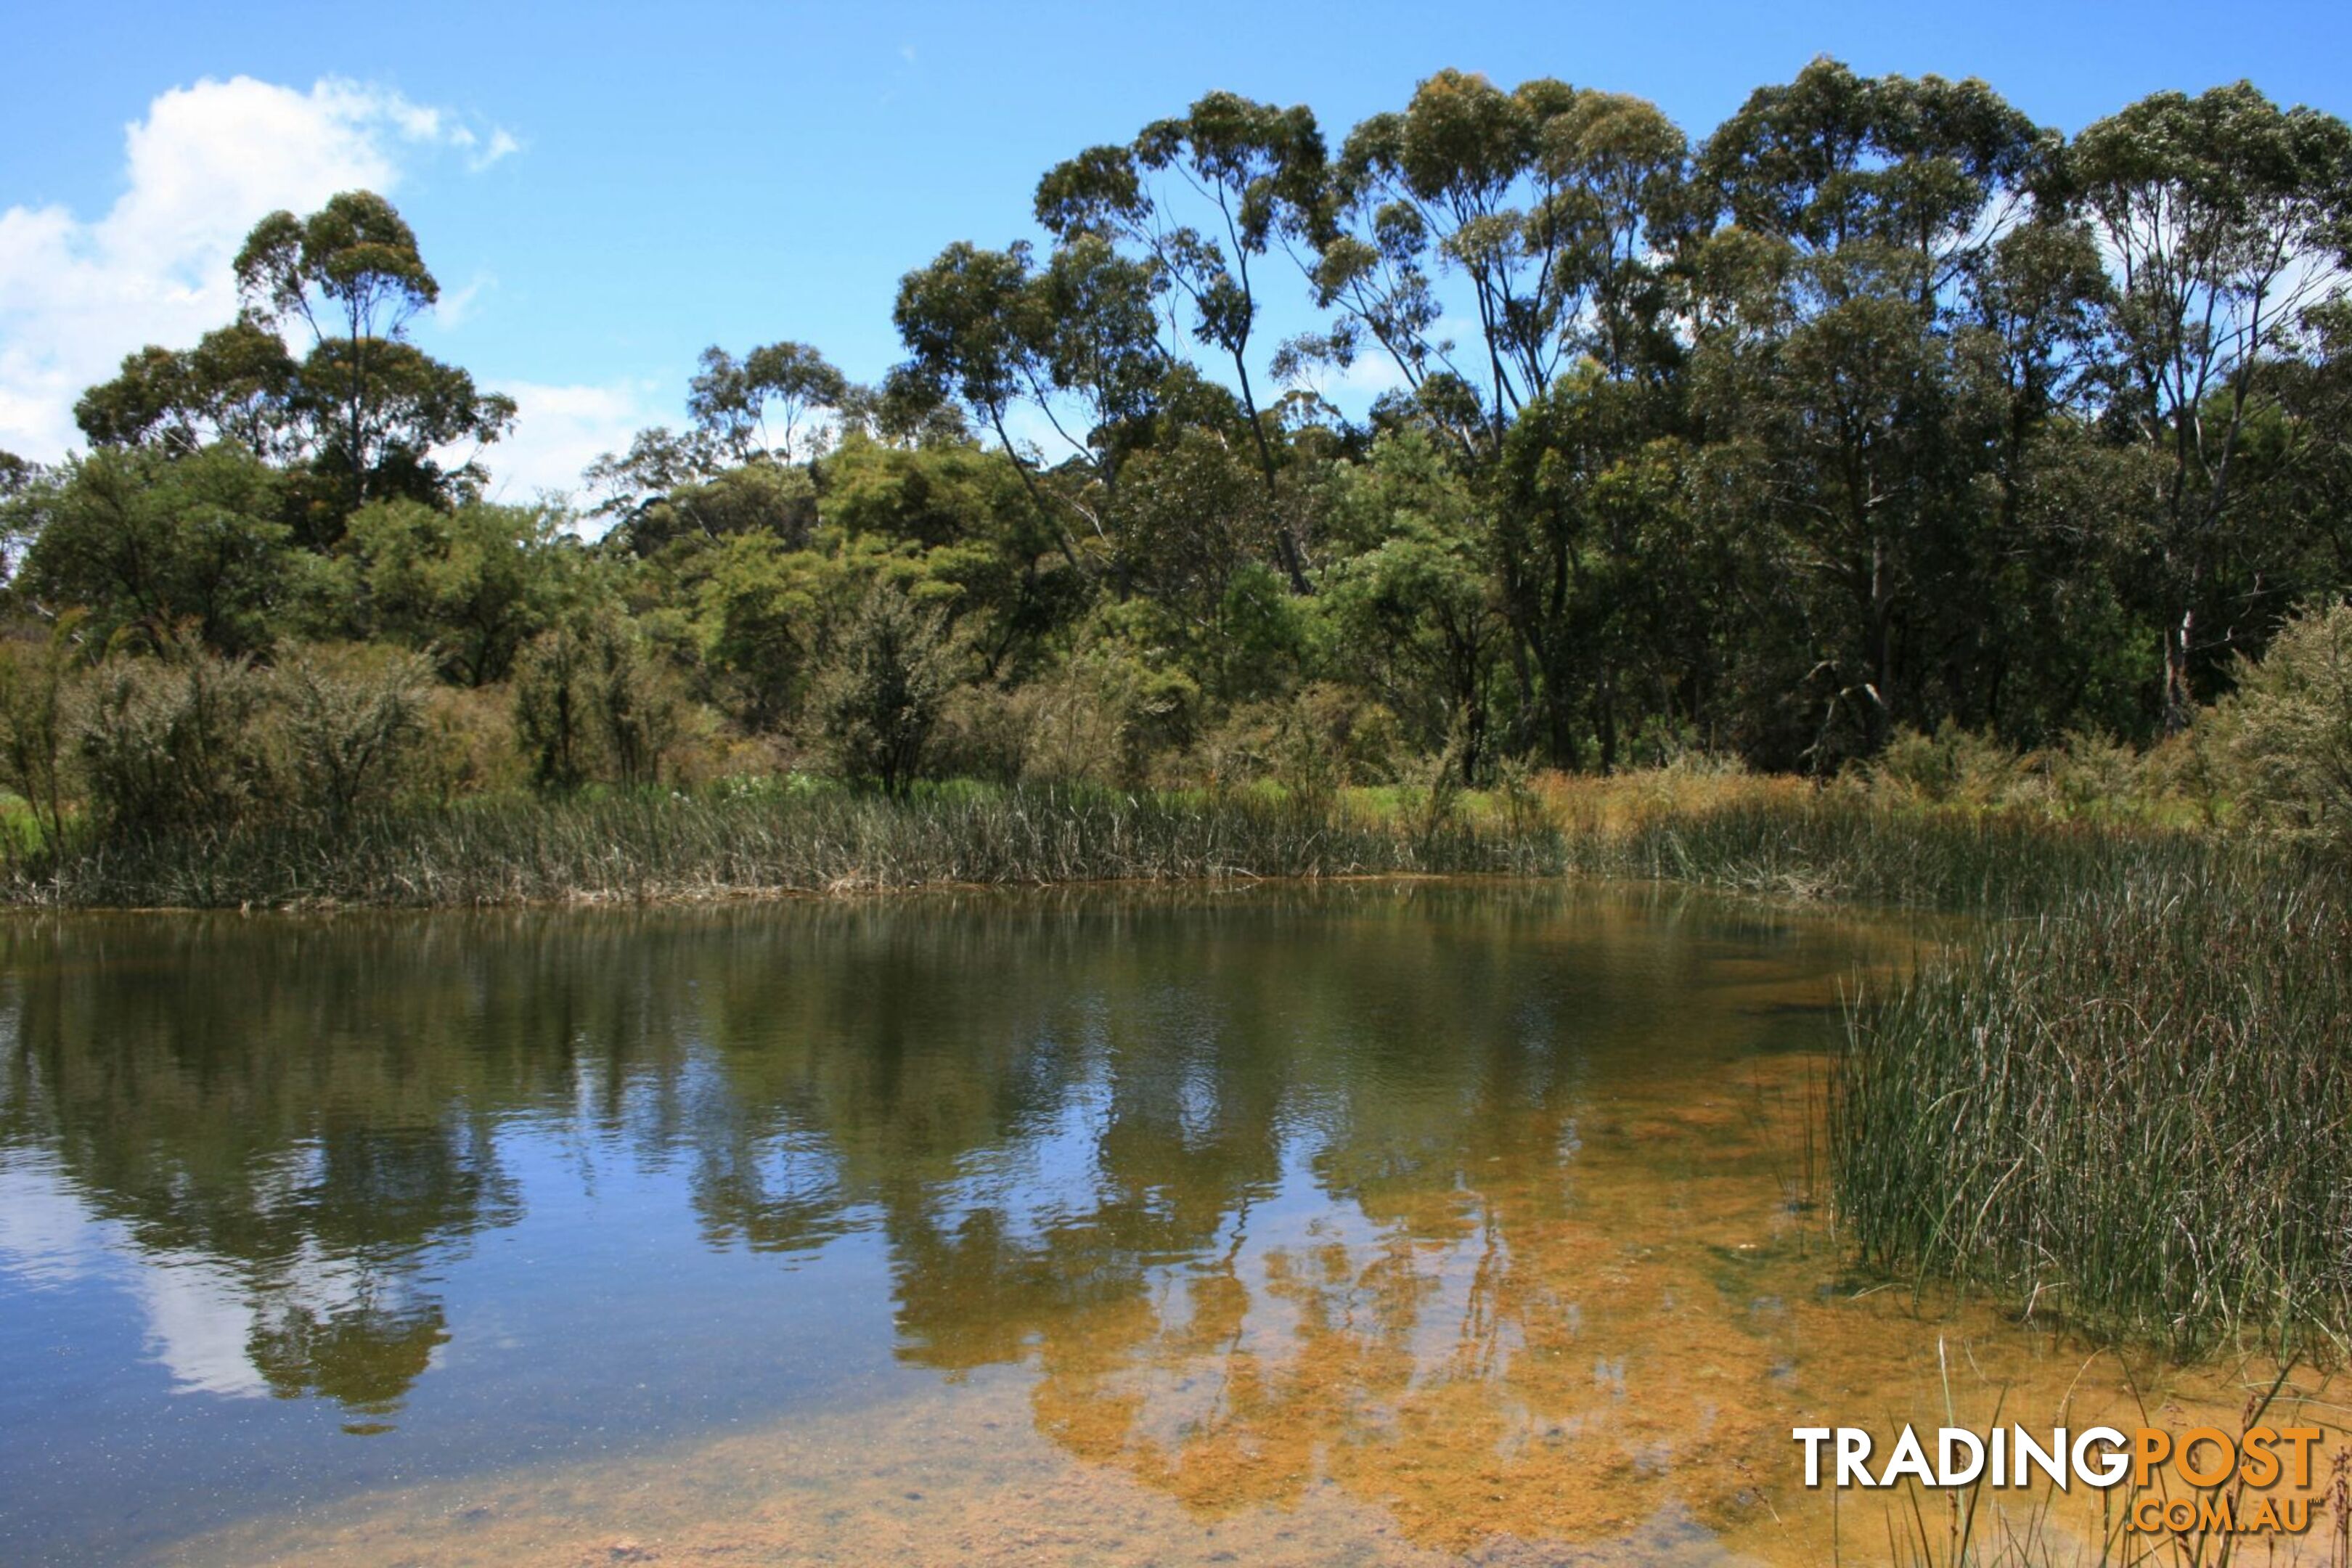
1;65;2348;859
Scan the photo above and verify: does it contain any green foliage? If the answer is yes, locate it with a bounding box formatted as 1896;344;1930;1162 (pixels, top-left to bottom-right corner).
511;605;682;793
271;642;433;827
0;615;81;844
685;531;836;730
2224;600;2352;852
812;582;958;796
74;653;281;838
1867;722;2033;808
1322;433;1503;775
13;444;293;657
337;499;571;685
581;609;685;788
613;461;819;556
685;341;847;464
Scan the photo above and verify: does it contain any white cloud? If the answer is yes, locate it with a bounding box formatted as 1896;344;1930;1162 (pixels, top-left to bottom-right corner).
478;378;665;506
432;272;493;331
1323;349;1416;399
0;75;516;460
473;127;523;171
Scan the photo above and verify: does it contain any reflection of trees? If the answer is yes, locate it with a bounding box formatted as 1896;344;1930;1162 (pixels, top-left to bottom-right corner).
1;886;1887;1532
718;886;1888;1551
251;1289;444;1418
0;912;717;1422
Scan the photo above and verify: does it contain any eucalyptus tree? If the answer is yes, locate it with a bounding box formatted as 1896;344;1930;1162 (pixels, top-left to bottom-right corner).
234;192;515;523
2070;83;2352;729
75;192;515;542
1322;430;1508;776
1299;73;1699;766
893;241;1082;573
1034;91;1326;590
73;321;300;462
891;236;1167;577
1688;61;2057;760
1315;71;1689;460
685;341;850;465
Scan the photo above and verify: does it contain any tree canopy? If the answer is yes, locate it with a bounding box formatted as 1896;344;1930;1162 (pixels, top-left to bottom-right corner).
7;65;2351;810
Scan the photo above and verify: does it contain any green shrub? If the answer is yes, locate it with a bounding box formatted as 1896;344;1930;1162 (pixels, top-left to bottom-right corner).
414;681;526;805
811;581;955;796
271;642;433;826
2224;600;2352;854
1866;722;2032;807
512;606;686;792
0;616;81;845
513;622;595;792
75;653;282;837
2044;727;2143;817
582;613;684;788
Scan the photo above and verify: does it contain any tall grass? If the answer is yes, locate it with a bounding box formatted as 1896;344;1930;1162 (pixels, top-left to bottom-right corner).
0;770;2213;911
0;781;1558;909
1834;845;2352;1358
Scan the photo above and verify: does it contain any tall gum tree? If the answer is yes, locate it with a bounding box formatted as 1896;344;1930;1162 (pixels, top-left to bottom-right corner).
1687;61;2057;760
1035;92;1326;592
2070;83;2352;731
234;192;516;530
1310;71;1692;767
75;192;515;545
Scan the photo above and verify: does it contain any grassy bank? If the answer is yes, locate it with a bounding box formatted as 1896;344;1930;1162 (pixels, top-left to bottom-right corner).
1835;847;2352;1357
0;780;1538;908
0;767;2208;911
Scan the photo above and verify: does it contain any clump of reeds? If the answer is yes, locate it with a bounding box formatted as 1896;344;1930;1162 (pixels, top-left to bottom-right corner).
0;780;1568;909
1834;844;2352;1357
0;767;2220;912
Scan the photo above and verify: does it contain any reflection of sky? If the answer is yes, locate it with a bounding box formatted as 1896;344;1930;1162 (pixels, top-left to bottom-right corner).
0;1155;109;1286
0;1156;268;1397
0;1122;907;1564
0;1156;404;1402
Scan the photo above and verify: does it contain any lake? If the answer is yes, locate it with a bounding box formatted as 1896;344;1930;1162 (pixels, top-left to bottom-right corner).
0;883;2316;1564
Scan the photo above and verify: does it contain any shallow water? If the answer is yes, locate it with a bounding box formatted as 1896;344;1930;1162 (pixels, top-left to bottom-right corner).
0;883;2333;1564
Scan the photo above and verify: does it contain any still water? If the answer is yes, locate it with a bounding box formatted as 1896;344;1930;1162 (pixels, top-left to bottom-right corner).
0;884;2322;1564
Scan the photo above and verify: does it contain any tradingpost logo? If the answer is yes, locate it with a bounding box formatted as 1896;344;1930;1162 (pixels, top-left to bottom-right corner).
1793;1425;2324;1535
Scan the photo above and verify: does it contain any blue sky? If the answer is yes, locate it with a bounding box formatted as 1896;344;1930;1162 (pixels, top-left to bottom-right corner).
4;0;2349;497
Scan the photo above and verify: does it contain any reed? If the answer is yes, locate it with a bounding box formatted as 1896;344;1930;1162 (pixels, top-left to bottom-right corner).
0;772;2209;912
0;780;1559;908
1834;843;2352;1358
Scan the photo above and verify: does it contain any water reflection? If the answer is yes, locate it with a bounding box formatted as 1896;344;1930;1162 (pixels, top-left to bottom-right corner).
0;886;1972;1561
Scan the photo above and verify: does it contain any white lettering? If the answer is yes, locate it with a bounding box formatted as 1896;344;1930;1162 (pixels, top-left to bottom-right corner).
1879;1425;1935;1487
1937;1428;1985;1486
2073;1426;2129;1489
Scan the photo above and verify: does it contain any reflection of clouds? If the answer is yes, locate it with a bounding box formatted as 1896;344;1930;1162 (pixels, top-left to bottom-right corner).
1;1156;266;1397
0;1157;384;1402
134;1252;269;1398
2;1158;253;1395
0;1156;115;1286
